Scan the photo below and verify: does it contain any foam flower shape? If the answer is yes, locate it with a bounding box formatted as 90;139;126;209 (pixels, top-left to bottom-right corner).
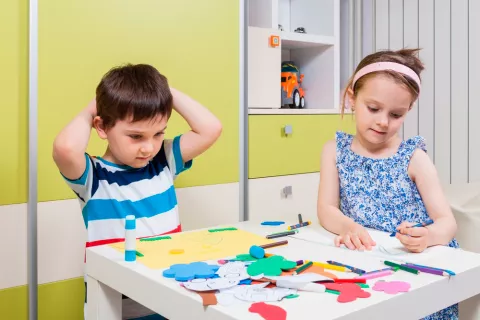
372;280;411;294
324;282;371;303
247;256;297;277
163;262;220;281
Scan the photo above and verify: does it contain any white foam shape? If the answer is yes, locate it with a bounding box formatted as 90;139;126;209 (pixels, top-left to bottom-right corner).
234;286;296;302
216;261;250;281
183;278;239;291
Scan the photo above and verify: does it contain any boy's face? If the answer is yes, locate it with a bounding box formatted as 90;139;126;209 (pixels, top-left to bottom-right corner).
95;115;168;168
350;75;412;145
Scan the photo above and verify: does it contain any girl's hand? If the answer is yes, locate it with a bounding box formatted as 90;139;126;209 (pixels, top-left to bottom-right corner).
395;221;430;253
334;223;376;251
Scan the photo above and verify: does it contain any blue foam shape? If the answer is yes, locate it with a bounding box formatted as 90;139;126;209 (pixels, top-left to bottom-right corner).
239;279;252;285
162;262;220;281
261;221;285;226
249;245;265;259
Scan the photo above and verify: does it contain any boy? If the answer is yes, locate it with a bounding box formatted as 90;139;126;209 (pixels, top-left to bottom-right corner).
52;64;222;319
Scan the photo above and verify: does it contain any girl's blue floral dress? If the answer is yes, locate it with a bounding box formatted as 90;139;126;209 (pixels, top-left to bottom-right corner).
335;131;459;320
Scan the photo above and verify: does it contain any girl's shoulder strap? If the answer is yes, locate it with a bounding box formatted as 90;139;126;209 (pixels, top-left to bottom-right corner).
400;135;427;160
335;131;353;157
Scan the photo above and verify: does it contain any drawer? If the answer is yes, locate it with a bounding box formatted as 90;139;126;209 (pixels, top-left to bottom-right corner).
248;114;355;178
248;173;320;223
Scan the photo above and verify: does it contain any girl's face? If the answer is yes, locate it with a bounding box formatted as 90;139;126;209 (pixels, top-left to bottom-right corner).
349;75;413;145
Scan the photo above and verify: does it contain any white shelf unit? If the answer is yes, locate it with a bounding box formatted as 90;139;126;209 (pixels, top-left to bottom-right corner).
247;0;340;114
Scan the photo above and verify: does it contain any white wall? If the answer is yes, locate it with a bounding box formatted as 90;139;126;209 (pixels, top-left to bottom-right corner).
343;0;480;184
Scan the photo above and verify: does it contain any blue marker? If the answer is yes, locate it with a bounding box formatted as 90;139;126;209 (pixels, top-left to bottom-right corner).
390;218;434;237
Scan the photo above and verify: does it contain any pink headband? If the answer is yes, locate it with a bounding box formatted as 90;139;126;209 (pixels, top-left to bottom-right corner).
344;62;421;110
352;61;421;91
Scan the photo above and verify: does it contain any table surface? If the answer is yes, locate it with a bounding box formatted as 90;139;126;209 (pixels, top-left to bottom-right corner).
86;221;480;320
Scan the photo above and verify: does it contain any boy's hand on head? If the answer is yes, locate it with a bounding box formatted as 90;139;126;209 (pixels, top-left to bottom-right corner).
395;221;429;253
334;223;376;251
86;98;97;117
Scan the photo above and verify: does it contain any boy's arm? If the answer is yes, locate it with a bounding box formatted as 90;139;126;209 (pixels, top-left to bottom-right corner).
52;99;96;180
406;149;457;246
170;88;222;162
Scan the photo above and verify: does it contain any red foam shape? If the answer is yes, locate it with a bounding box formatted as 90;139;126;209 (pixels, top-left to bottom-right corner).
249;302;287;320
324;282;371;303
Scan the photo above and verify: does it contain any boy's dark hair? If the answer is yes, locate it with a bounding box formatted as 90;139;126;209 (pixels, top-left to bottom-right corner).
96;64;173;128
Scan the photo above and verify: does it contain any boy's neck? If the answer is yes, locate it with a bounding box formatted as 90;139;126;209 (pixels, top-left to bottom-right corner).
101;147;123;165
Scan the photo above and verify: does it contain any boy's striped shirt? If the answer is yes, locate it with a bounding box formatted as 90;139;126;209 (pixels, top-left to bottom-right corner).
62;135;191;248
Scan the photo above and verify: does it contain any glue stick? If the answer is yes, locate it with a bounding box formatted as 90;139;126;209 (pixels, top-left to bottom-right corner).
125;215;136;262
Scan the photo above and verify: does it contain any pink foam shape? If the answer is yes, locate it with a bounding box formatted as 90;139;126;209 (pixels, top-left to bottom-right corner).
373;280;411;294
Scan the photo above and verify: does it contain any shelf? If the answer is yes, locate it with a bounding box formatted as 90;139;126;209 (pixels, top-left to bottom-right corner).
249;108;349;115
280;31;335;49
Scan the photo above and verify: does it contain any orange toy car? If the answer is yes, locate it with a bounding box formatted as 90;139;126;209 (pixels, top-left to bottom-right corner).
281;61;305;108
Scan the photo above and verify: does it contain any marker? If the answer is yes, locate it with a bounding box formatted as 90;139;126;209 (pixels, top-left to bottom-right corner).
125;215;136;262
383;260;419;275
327;260;366;275
259;240;288;249
390;218;434;237
334;278;366;283
266;230;296;239
288;221;311;230
293;261;313;275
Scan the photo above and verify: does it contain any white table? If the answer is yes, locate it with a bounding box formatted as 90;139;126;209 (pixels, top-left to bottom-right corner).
86;221;480;320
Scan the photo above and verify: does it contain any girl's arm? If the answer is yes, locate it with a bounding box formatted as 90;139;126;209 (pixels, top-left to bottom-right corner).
406;149;457;246
317;140;375;250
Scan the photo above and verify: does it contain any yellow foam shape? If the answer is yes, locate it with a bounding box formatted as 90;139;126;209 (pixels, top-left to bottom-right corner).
110;228;274;269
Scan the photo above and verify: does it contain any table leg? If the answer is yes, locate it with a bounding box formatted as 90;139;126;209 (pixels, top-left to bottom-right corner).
87;275;122;320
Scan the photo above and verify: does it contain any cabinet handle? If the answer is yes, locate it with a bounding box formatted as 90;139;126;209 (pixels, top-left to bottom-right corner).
282;185;292;197
283;125;293;136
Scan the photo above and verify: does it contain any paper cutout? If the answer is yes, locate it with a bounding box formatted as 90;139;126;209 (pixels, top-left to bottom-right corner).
249;302;287;320
266;273;331;283
372;280;411;294
234;285;296;302
216;262;250;281
290;227;434;261
276;280;327;293
247;256;297;277
162;262;219;281
324;283;371;303
110;228;273;269
197;291;218;306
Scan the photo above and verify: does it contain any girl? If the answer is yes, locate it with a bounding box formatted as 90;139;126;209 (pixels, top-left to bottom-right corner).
317;49;459;320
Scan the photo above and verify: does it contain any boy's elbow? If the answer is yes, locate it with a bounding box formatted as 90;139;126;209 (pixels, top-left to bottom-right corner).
209;119;223;141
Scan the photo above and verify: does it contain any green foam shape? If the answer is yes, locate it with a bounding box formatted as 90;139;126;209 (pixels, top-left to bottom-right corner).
140;236;172;242
247;255;297;277
357;283;369;288
285;294;299;299
235;254;259;262
208;227;238;232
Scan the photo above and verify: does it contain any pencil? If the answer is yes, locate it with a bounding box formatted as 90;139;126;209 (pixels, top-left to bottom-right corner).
390;218;434;237
266;230;296;239
293;261;313;275
327;260;366;275
405;263;455;276
383;260;419;275
403;264;450;276
310;261;351;272
259;240;288;249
